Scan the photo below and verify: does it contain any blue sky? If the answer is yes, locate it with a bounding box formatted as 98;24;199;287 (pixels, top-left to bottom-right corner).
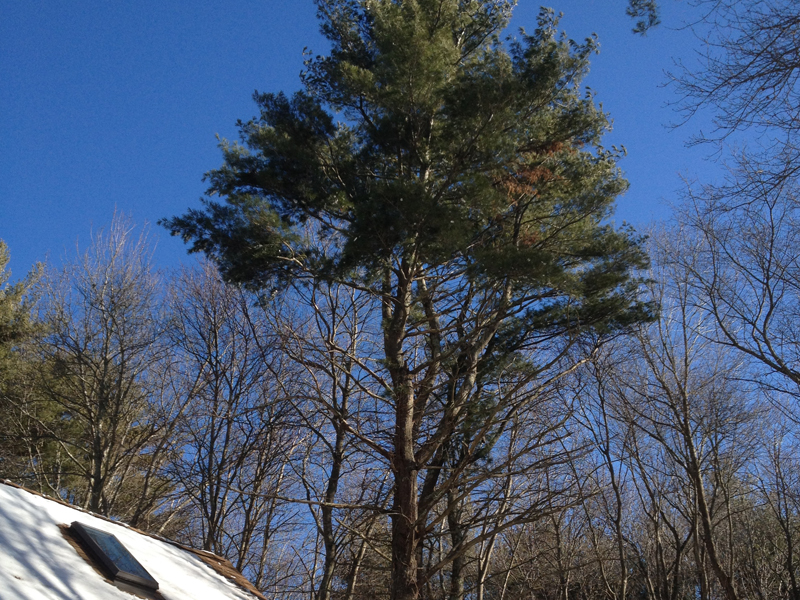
1;1;713;279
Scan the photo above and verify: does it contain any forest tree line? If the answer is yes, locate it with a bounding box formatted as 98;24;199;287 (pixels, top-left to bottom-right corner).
3;193;799;600
3;0;800;599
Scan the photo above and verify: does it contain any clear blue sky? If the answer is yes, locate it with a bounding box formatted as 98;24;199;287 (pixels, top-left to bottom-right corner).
1;0;712;279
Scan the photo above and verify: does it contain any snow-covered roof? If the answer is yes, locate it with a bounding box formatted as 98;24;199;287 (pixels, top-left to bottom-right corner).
0;480;263;600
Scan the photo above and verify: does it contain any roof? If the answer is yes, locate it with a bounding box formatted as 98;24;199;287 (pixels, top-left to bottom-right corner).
0;480;264;600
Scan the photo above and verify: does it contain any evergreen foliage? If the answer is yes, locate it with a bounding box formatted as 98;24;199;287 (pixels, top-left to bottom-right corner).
0;241;42;484
164;1;650;329
165;3;652;599
0;241;39;361
626;0;660;34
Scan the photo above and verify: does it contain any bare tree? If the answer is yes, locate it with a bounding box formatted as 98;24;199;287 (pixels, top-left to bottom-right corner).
167;260;302;593
569;358;635;600
673;162;800;412
266;280;391;600
672;1;800;165
28;214;179;524
605;247;760;600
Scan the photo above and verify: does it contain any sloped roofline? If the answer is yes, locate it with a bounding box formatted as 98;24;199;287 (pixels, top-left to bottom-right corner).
0;479;267;600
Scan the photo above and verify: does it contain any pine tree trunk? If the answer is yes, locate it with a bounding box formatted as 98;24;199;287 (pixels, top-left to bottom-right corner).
385;263;420;600
447;494;466;600
390;384;420;600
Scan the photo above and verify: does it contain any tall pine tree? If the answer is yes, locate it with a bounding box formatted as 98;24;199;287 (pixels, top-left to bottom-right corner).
165;2;652;598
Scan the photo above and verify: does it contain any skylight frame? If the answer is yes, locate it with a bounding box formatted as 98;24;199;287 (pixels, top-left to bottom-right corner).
70;521;159;591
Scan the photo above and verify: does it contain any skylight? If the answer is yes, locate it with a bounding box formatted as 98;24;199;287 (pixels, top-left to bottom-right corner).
70;521;159;591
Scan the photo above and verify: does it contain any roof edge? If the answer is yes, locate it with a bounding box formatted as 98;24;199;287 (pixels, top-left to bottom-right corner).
0;479;267;600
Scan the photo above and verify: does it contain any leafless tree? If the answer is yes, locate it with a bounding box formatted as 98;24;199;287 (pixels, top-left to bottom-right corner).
265;280;392;600
166;260;303;593
672;0;800;166
605;247;761;600
672;162;800;414
27;214;180;524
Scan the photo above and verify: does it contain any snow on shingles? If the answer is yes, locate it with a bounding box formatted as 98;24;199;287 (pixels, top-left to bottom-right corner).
0;483;256;600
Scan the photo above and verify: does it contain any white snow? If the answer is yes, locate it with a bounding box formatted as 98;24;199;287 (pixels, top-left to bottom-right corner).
0;482;256;600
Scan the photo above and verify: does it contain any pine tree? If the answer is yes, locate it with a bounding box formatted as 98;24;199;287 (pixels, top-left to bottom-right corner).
165;2;652;598
0;241;41;484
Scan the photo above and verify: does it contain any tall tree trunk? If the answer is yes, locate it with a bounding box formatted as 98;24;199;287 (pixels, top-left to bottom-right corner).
317;419;346;600
447;492;466;600
682;413;738;600
390;383;420;600
384;263;422;600
89;421;104;512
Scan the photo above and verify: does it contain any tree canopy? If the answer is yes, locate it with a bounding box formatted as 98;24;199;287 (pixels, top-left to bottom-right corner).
164;2;652;599
165;0;648;327
0;241;39;360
